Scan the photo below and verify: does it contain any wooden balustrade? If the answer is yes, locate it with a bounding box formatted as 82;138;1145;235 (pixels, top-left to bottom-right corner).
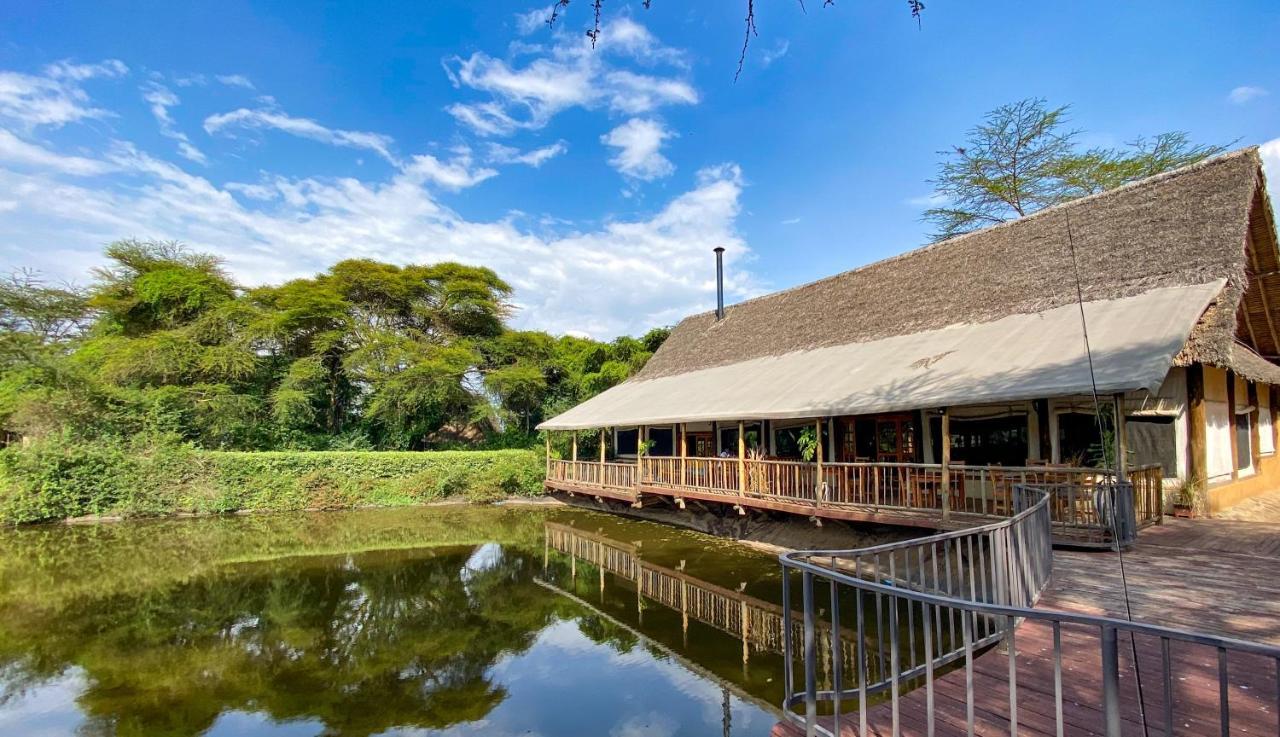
549;456;1158;543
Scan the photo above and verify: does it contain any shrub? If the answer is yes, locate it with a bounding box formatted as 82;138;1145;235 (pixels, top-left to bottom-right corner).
0;440;546;525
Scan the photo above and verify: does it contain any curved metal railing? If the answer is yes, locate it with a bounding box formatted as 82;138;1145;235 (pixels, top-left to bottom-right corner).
778;484;1280;737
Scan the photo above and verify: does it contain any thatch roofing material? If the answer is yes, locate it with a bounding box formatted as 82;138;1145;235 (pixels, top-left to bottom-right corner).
539;283;1222;430
639;148;1267;382
539;148;1280;430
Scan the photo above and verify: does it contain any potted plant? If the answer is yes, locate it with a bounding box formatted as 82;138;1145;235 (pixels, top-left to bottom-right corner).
1172;479;1201;518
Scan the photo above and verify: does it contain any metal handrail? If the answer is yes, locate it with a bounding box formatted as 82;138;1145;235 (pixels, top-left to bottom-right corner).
778;484;1280;737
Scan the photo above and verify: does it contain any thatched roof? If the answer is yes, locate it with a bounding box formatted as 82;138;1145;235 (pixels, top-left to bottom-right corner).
638;146;1280;385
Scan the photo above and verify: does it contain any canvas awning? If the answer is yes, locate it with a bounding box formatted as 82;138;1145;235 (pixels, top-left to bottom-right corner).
538;282;1225;430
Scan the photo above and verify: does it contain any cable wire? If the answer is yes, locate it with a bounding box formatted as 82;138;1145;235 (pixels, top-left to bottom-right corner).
1064;211;1150;737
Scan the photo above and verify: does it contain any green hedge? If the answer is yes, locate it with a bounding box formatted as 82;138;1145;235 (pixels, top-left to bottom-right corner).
0;438;545;525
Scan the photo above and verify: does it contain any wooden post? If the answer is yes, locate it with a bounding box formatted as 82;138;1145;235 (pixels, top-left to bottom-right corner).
571;431;578;481
1112;394;1128;481
738;420;747;494
545;432;551;477
940;408;951;521
636;425;645;482
1226;371;1239;480
1248;382;1261;470
680;423;687;487
815;418;825;503
599;428;607;464
1186;364;1208;508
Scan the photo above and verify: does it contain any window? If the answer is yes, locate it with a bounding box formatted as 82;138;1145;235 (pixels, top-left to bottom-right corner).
1125;416;1177;477
930;415;1028;467
1260;388;1275;456
1057;411;1111;467
719;423;763;455
1235;410;1253;472
615;428;638;455
773;423;827;460
648;427;674;456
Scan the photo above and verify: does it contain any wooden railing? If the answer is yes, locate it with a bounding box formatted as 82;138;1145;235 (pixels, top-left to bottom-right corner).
551;457;1162;544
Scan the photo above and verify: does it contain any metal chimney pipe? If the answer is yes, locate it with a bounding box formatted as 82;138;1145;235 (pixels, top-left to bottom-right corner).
713;247;726;320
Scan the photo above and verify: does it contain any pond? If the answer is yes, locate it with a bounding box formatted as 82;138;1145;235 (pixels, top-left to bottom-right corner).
0;505;800;737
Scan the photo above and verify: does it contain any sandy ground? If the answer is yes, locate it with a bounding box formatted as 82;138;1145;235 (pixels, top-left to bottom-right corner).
1213;487;1280;522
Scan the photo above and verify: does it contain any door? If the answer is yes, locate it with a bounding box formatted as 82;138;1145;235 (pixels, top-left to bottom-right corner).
874;414;917;463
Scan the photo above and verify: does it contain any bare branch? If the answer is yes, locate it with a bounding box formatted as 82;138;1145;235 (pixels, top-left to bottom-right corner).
734;0;758;82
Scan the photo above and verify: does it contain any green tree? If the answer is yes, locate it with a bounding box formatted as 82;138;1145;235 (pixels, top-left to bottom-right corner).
923;99;1227;241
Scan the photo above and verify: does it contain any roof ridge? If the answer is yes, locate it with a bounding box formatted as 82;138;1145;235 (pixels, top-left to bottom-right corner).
691;146;1261;321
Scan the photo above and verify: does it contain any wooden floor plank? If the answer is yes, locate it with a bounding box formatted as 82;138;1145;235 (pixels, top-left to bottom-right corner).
773;518;1280;737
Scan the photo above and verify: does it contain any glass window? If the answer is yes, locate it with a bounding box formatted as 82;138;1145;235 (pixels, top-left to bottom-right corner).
930;415;1028;467
1235;411;1253;471
648;427;674;456
615;428;638;455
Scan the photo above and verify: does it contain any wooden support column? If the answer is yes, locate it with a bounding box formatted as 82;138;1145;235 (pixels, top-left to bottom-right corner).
599;428;607;464
1033;399;1052;461
636;425;645;482
1226;372;1239;480
679;423;687;486
1112;394;1128;481
544;432;551;477
737;420;747;494
571;431;578;481
940;408;952;522
815;418;825;503
1248;382;1261;470
1186;364;1208;504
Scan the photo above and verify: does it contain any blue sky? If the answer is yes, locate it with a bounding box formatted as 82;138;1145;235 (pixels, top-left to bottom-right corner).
0;0;1278;337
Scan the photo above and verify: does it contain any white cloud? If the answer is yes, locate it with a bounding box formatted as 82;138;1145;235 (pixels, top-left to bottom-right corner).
1262;137;1280;215
485;140;567;167
780;216;801;225
216;74;255;89
445;20;696;136
0;59;127;129
515;7;551;35
601;118;675;181
0;126;753;337
0;129;112;176
760;39;790;67
204;106;397;164
142;82;206;164
907;191;950;208
1228;86;1268;104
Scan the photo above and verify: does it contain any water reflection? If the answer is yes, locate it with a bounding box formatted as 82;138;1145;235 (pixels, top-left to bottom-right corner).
0;507;784;736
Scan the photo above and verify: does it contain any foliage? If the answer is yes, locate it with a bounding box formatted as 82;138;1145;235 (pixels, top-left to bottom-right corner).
923;99;1227;240
0;240;669;451
796;425;819;462
0;436;545;525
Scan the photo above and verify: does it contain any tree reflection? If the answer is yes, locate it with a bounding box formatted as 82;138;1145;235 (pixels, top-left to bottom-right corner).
0;545;570;737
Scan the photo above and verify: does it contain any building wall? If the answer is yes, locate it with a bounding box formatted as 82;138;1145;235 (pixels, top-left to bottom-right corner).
1190;366;1280;512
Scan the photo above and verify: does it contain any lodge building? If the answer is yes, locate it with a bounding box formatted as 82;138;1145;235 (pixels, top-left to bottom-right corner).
539;147;1280;535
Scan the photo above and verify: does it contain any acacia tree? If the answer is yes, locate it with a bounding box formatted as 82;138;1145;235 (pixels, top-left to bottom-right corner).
923;99;1227;241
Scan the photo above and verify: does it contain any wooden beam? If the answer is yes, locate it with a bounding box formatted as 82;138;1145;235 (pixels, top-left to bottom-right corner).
571;431;578;481
738;420;746;494
636;425;645;478
1186;364;1208;506
599;428;607;464
940;408;951;522
1112;393;1128;481
679;422;687;487
545;432;551;477
1248;382;1261;470
815;418;824;502
1226;371;1239;480
1247;230;1280;354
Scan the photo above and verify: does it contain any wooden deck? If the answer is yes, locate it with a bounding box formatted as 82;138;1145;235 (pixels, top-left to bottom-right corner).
773;517;1280;736
547;457;1164;547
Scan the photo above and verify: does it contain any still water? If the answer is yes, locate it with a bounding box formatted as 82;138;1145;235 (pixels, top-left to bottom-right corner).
0;505;795;737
